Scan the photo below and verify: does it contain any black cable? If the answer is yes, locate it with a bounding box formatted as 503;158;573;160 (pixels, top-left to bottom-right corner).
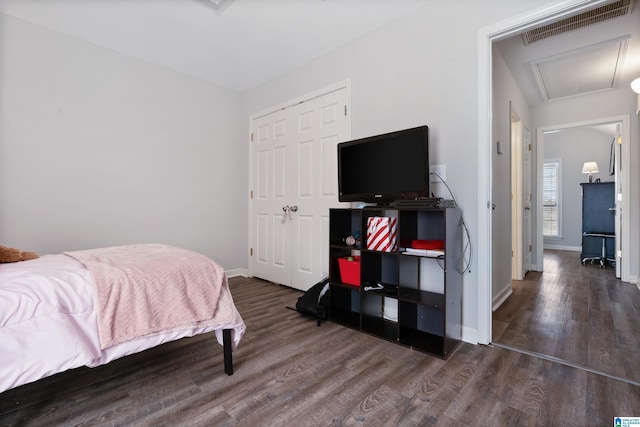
429;172;472;274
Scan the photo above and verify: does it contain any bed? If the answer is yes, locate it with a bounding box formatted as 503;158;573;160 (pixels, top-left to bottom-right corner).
0;243;246;394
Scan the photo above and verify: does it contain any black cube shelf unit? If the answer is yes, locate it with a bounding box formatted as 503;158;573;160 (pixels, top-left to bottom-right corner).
329;207;463;359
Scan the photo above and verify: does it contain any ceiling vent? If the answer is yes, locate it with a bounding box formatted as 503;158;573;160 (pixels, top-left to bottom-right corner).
522;0;633;45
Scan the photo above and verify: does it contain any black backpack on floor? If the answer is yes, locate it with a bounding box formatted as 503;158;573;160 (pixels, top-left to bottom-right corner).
295;277;330;326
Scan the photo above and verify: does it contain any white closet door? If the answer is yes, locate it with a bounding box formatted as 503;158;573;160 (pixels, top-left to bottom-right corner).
289;88;348;290
251;107;295;287
250;86;349;291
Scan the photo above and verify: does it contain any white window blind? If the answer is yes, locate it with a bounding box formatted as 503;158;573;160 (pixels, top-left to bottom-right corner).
543;160;560;237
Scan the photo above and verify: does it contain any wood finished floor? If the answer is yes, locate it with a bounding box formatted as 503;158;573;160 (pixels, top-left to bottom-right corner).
1;273;639;426
493;249;640;385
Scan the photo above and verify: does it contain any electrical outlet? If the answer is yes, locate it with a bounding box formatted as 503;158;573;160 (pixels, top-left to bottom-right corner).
430;164;446;183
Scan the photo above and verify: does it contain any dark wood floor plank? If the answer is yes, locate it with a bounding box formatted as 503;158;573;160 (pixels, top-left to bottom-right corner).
487;401;538;427
554;319;589;365
1;272;639;425
587;373;640;425
494;249;640;385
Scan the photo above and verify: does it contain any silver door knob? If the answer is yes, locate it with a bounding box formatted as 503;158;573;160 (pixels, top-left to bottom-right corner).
290;205;298;212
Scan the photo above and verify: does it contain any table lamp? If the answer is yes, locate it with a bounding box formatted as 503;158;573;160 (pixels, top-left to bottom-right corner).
582;161;599;183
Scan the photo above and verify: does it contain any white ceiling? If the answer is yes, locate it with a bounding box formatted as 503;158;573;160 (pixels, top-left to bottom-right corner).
0;0;430;92
2;0;639;103
495;3;640;108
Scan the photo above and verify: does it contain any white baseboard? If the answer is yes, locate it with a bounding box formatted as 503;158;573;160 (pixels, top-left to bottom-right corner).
225;268;250;278
543;244;581;252
528;264;543;272
492;282;513;312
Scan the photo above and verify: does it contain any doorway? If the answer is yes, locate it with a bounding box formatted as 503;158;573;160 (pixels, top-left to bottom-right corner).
477;0;633;345
481;4;636;388
510;105;532;281
536;116;628;281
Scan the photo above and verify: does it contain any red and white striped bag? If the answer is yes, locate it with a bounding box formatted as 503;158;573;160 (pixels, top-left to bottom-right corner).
366;217;398;252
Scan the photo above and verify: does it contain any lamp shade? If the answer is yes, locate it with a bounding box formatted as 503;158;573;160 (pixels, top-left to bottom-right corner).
582;162;599;174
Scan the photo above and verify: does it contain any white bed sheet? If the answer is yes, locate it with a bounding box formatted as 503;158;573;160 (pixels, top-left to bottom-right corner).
0;254;245;394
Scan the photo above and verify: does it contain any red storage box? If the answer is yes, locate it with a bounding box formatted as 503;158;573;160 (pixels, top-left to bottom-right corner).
337;256;360;286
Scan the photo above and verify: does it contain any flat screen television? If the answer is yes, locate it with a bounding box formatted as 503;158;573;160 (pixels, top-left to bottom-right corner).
338;125;429;204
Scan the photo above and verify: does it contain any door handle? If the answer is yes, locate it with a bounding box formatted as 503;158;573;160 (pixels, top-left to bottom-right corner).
281;206;292;223
281;205;298;223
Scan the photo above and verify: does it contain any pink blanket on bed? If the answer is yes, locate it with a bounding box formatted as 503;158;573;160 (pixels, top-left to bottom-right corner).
65;244;235;349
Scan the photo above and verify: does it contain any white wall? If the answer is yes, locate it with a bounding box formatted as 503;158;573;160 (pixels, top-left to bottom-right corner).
5;0;632;344
491;46;532;305
241;0;553;342
544;128;613;249
0;14;247;269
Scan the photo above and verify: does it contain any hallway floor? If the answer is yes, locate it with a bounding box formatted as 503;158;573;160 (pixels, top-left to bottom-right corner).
493;249;640;385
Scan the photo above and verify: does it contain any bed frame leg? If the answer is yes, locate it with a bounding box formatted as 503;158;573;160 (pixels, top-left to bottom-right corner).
223;329;233;375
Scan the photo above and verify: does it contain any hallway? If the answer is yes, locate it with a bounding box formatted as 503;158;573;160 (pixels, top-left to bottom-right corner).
493;249;640;385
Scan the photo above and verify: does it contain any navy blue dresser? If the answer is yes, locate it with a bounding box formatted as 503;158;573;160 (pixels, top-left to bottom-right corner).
580;182;615;266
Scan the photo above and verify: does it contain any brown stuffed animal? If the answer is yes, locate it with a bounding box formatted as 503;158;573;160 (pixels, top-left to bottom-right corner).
0;245;39;263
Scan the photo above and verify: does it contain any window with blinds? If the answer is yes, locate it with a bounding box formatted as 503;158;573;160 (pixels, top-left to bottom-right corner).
543;160;561;237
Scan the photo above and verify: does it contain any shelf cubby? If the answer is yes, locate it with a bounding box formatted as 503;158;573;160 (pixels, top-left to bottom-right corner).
329;284;360;329
328;206;462;359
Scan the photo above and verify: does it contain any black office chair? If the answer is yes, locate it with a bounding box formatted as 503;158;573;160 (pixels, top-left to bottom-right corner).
581;232;615;268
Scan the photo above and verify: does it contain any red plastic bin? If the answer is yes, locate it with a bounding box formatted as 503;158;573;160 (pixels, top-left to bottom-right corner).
337;256;361;286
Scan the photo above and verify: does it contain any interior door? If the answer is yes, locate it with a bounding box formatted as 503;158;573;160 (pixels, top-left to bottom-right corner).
251;107;295;286
614;124;622;278
523;125;532;273
510;106;524;280
289;89;348;290
250;86;349;291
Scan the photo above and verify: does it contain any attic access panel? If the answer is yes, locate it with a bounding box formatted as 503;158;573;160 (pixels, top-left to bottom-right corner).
530;36;629;101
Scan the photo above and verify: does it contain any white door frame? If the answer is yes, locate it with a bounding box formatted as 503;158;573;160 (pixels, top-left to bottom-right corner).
614;123;623;279
248;80;352;281
511;106;524;280
536;116;630;280
477;0;611;345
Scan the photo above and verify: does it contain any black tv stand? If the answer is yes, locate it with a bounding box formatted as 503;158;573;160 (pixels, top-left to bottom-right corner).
328;206;463;358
